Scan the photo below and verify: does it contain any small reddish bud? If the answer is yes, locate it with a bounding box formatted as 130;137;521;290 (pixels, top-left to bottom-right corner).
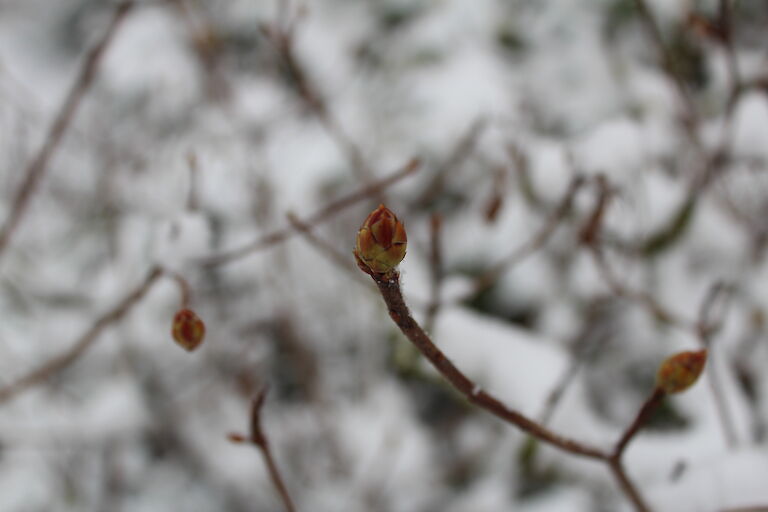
227;433;248;444
172;308;206;351
656;349;707;394
354;204;407;275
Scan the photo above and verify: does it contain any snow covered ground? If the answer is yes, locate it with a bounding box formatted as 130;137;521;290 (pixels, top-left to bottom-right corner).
1;0;767;510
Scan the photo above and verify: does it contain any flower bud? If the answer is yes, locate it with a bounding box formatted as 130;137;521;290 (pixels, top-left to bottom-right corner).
354;204;407;275
656;349;707;394
172;308;206;351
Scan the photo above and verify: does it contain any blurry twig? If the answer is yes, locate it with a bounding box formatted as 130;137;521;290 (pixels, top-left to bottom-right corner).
584;176;693;329
606;387;665;512
166;0;229;100
198;158;419;266
412;118;487;208
286;212;373;289
538;301;616;425
0;266;162;405
632;0;700;147
424;213;444;334
463;174;585;301
483;165;508;224
168;271;192;309
613;388;665;458
697;281;739;448
0;1;136;261
260;11;377;189
186;152;200;211
229;388;297;512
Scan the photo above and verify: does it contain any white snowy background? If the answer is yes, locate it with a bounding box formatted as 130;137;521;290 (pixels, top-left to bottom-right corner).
1;0;768;511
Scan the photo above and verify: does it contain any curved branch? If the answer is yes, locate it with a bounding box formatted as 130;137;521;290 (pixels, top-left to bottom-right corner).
0;266;162;405
371;272;608;460
0;1;136;261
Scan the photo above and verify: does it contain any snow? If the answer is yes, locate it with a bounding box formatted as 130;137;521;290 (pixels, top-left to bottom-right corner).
1;0;767;511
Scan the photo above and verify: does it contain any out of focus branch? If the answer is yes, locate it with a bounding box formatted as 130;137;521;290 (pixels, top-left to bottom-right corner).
0;1;136;261
412;118;487;209
697;281;739;448
424;213;444;334
0;266;162;405
583;177;692;329
228;389;297;512
260;11;376;189
632;0;700;147
464;174;585;300
198;158;419;266
286;212;374;289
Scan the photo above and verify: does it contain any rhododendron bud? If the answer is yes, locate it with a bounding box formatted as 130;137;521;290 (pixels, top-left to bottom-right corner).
354;204;407;275
172;308;205;351
656;349;707;394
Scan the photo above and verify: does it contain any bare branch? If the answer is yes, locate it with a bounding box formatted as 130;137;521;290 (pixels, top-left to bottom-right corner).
286;212;374;290
229;388;297;512
0;266;162;405
369;271;608;460
464;174;585;300
613;388;665;458
423;212;444;334
198;158;419;266
0;1;136;261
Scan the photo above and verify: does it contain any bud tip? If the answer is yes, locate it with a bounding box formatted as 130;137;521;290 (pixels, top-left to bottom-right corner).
172;308;206;352
656;349;707;394
354;204;407;275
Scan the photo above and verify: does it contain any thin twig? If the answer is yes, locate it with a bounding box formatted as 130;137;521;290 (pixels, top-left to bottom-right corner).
589;246;691;329
168;271;192;309
366;268;664;511
539;303;615;425
370;271;608;460
464;175;585;300
423;213;444;334
198;158;419;266
0;266;162;405
229;388;297;512
286;212;373;289
613;388;665;458
605;387;665;512
261;15;376;189
608;459;652;512
0;1;136;261
632;0;700;147
412;118;487;208
697;281;739;448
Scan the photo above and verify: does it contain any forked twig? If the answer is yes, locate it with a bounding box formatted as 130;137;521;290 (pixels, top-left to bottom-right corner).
229;388;297;512
0;1;136;261
366;268;660;511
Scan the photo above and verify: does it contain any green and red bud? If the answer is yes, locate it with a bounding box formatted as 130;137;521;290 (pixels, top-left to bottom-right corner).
172;308;206;351
354;204;407;275
656;349;707;394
